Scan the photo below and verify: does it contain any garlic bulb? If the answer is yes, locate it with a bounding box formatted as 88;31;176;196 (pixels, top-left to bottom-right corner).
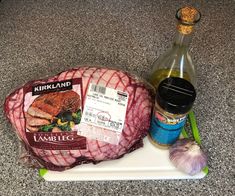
169;138;207;175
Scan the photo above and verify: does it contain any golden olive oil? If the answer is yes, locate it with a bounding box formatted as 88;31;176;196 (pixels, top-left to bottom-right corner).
149;7;201;89
150;68;191;88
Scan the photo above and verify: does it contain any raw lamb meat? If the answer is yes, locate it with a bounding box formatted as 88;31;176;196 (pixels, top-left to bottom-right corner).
4;66;153;171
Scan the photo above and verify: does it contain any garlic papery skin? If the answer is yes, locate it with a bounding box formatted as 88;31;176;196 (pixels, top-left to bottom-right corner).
169;138;207;175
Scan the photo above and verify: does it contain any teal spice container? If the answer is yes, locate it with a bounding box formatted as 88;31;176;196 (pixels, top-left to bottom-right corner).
149;77;196;149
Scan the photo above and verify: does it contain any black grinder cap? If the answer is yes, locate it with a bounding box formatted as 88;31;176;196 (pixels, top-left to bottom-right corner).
156;77;196;114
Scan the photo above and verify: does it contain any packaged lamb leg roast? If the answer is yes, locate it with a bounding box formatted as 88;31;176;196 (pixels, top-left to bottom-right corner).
4;66;154;171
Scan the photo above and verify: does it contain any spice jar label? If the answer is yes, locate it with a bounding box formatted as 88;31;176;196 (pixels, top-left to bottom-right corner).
150;110;187;145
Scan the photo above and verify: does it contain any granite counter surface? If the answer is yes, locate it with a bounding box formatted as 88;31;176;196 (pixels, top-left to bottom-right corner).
0;0;234;195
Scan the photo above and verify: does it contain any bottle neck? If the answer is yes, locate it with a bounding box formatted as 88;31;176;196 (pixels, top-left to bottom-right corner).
173;31;193;50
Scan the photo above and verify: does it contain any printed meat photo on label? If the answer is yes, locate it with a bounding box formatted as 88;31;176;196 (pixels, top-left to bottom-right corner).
25;90;82;133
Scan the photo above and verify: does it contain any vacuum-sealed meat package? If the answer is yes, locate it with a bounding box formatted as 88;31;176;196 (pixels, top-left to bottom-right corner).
4;66;154;171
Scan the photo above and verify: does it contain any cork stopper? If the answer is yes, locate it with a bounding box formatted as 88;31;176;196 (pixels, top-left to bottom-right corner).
180;7;199;23
176;6;201;35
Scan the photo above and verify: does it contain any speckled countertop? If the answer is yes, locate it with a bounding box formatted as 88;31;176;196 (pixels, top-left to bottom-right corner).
0;0;234;195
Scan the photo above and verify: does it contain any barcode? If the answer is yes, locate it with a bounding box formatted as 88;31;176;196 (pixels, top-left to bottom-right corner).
90;84;106;94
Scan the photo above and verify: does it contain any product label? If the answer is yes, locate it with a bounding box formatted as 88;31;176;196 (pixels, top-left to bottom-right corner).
150;110;187;145
32;80;73;95
77;84;129;145
23;78;86;150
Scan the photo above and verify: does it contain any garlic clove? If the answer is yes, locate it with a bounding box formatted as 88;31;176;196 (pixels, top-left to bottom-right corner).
169;138;207;175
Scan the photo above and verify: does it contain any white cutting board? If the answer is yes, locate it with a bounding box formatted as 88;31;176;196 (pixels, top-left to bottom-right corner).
41;137;207;181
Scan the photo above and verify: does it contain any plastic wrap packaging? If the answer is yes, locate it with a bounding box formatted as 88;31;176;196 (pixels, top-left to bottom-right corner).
4;66;154;171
